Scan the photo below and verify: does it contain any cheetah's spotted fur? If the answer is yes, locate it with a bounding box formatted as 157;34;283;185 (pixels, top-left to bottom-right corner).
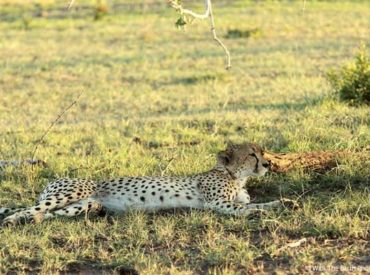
0;143;281;226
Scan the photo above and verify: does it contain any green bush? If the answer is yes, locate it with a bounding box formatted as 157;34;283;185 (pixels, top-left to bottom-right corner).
327;44;370;105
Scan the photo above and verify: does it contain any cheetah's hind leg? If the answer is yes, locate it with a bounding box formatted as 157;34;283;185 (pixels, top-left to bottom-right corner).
0;207;26;220
43;198;106;221
1;194;82;226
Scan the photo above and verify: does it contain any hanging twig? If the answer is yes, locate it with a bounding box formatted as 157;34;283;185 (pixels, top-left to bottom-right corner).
169;0;231;69
67;0;75;10
31;91;84;161
207;0;231;69
68;0;231;69
302;0;307;12
169;0;210;19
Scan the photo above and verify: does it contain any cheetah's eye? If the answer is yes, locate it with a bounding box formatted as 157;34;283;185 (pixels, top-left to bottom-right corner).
249;153;258;162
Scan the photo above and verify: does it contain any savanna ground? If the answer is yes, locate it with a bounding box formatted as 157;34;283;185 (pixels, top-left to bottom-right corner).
0;0;369;273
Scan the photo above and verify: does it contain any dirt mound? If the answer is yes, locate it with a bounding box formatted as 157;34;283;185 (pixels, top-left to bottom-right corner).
264;148;369;173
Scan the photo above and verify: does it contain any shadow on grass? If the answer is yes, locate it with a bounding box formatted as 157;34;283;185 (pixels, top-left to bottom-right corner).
248;170;370;203
0;2;169;23
147;98;325;119
61;262;138;275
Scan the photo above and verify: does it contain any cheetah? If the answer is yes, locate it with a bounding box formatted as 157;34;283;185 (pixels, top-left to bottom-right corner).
0;143;282;226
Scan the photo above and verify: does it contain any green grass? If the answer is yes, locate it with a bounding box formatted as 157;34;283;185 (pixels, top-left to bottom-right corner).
0;0;369;273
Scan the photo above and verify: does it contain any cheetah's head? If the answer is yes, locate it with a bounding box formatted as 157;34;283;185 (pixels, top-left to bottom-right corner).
217;143;270;178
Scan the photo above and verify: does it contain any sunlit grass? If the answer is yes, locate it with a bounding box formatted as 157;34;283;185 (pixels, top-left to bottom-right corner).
0;0;369;273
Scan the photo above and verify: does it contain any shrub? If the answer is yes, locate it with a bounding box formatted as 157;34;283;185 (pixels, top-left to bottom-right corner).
327;44;370;105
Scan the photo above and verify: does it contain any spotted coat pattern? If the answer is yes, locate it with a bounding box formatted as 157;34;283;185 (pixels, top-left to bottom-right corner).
0;143;281;226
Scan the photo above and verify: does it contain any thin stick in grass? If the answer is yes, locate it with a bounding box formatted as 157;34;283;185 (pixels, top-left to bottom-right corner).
31;91;84;161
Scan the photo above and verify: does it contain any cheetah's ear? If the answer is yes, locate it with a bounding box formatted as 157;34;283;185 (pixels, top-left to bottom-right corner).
217;149;234;165
226;141;237;150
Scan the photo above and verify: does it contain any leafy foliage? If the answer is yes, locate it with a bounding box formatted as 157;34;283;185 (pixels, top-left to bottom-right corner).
327;44;370;105
175;15;188;29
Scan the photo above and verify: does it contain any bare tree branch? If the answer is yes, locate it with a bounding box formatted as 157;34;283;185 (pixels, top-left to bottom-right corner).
207;0;231;69
302;0;307;12
67;0;75;10
68;0;231;69
169;0;210;19
169;0;231;69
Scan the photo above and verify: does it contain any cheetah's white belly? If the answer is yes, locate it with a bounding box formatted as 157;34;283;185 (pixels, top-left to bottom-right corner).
95;193;205;212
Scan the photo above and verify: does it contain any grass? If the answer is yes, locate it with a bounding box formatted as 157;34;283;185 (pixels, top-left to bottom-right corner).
0;0;369;273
